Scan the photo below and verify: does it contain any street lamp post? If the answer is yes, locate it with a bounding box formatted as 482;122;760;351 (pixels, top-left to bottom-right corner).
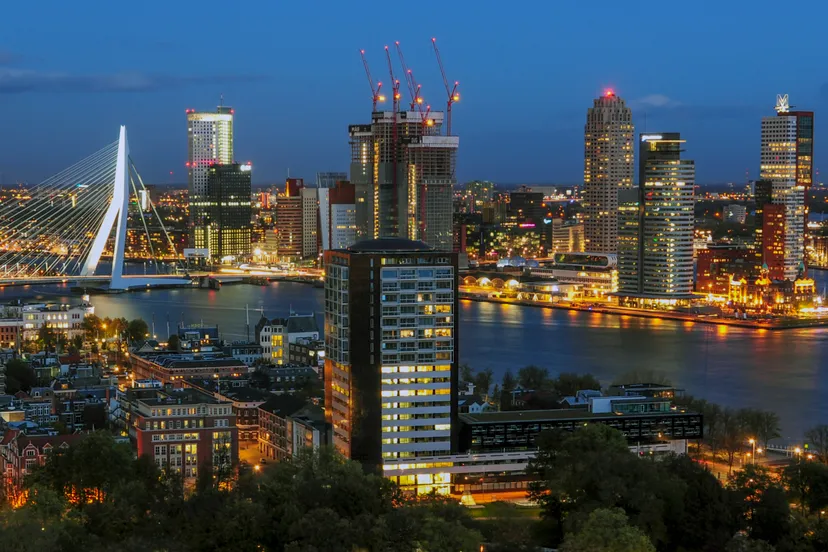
749;438;756;465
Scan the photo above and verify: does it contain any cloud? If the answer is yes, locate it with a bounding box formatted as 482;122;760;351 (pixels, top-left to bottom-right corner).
0;68;267;94
630;94;682;109
0;50;23;65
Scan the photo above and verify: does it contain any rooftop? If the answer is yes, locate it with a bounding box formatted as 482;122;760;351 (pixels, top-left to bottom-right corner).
460;406;697;424
347;238;434;253
126;387;225;406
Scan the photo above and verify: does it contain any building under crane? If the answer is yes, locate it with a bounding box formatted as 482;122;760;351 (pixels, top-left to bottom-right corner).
349;41;459;251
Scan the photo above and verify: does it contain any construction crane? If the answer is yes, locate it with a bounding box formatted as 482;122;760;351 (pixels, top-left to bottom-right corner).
431;37;459;136
395;41;424;112
359;49;384;111
384;46;402;113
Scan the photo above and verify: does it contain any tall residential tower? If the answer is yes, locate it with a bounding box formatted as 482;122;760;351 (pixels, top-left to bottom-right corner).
618;133;695;304
759;95;809;280
324;238;458;481
187;106;234;249
583;92;635;254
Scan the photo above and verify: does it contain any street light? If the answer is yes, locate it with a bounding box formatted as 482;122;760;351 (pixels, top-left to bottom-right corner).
749;438;756;465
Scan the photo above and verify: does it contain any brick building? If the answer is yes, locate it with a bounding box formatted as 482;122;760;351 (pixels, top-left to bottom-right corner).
0;431;85;500
120;385;238;479
129;352;248;386
258;395;307;462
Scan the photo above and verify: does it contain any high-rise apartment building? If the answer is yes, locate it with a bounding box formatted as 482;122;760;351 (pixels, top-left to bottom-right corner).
205;163;252;260
275;179;304;260
319;181;357;251
187;106;234;248
349;111;458;251
583;92;634;254
617;133;695;304
324;238;458;476
759;95;809;280
509;186;545;225
301;187;319;259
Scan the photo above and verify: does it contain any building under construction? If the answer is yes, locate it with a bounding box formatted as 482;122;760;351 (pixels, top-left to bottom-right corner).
349;41;459;252
349;111;458;250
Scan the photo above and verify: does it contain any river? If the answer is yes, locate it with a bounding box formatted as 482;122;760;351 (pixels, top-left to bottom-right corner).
1;272;827;440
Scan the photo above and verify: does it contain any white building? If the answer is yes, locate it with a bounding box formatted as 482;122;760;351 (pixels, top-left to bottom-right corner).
187;106;234;249
760;104;806;281
583;92;635;254
13;302;95;342
255;313;320;364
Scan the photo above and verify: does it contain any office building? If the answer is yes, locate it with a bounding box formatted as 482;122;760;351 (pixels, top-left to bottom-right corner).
759;95;809;280
316;172;348;189
319;180;357;251
275;179;304;260
348;111;458;250
301;187;319;259
551;219;585;254
205;163;252;260
617;133;695;304
324;238;458;478
695;246;762;295
509;186;544;224
187;106;234;248
583;92;635;254
725;204;747;224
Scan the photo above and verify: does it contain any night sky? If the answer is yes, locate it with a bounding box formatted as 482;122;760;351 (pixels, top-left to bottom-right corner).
1;0;826;187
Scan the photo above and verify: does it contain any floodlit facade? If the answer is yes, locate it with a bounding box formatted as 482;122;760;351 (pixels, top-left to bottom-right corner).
617;133;695;303
324;238;458;492
205;163;252;260
349;111;457;251
760;96;808;280
583;92;635;254
187;107;234;249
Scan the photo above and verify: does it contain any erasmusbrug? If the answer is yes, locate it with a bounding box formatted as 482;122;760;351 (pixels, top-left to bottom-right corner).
0;126;192;290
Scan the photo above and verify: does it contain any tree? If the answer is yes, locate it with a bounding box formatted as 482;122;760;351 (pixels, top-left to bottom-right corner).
552;372;601;397
806;424;828;463
517;365;549;391
71;334;84;352
528;424;681;548
473;367;494;398
126;319;150;344
4;358;36;394
725;535;776;552
460;363;474;384
166;334;180;352
250;368;271;389
720;408;749;473
559;508;655;552
501;369;516;393
36;323;57;356
783;460;828;514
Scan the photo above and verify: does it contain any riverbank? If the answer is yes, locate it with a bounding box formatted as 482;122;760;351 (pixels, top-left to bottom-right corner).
458;292;828;330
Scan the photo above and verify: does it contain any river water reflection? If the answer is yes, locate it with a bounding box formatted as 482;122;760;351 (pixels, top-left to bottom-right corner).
2;272;826;440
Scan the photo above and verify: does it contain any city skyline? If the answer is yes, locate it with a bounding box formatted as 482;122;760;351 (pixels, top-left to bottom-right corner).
1;1;827;186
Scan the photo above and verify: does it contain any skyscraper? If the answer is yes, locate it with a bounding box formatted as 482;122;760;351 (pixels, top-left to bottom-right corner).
759;95;809;280
187;106;234;249
205;163;252;260
316;172;348;189
324;238;458;476
618;133;695;304
583;91;635;254
275;179;304;260
348;111;458;251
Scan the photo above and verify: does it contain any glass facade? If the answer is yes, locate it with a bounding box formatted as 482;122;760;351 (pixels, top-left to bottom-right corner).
206;163;252;260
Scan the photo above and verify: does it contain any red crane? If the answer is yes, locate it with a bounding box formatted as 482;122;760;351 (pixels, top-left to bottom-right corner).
384;46;401;114
431;37;459;136
359;49;384;111
395;41;424;112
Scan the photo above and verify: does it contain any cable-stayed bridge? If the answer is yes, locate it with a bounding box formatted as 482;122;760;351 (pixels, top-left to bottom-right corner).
0;127;192;290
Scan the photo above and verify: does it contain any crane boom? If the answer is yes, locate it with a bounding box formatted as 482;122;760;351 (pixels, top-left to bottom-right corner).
431;37;459;136
395;41;424;112
360;49;384;111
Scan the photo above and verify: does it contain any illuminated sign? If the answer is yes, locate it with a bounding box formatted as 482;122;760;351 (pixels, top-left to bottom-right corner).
775;93;790;114
240;164;253;172
640;134;663;142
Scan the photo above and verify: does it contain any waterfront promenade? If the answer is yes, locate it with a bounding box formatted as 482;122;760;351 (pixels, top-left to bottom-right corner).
459;290;828;330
